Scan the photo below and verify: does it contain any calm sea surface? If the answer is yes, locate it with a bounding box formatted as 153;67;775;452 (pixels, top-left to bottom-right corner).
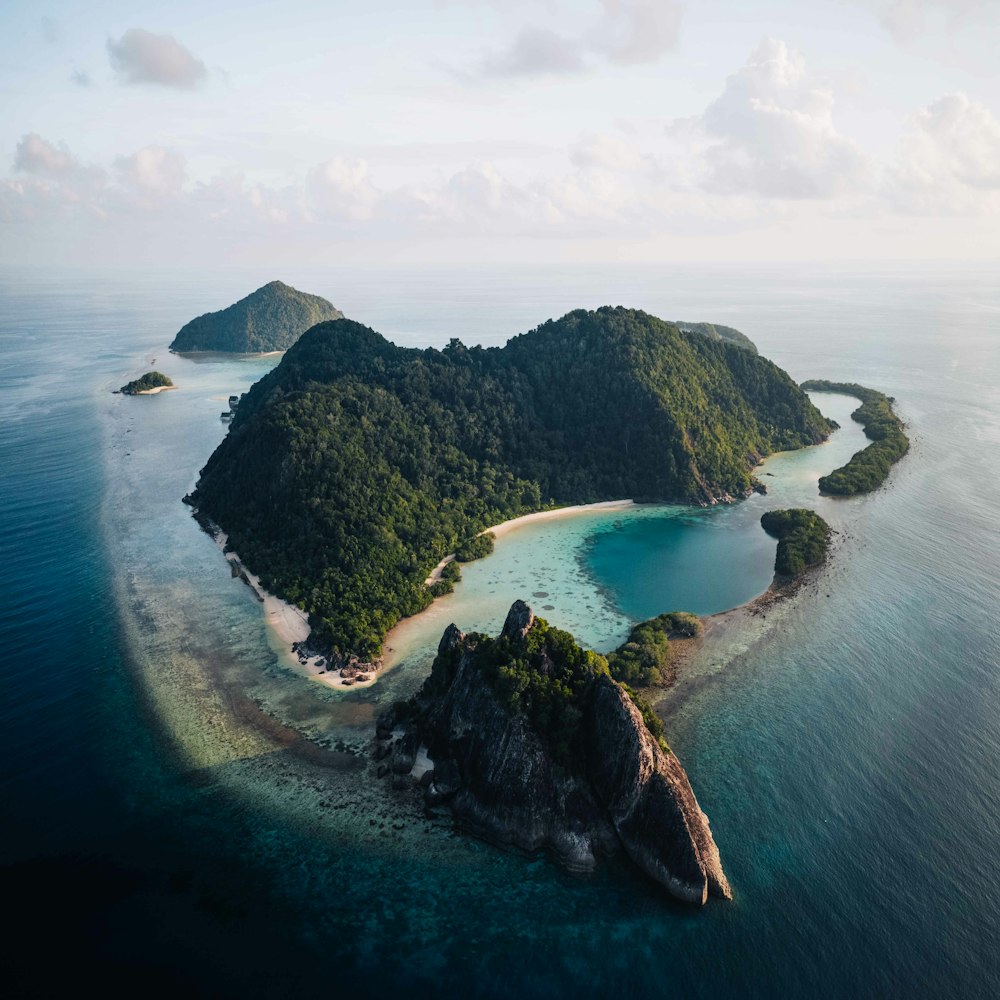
2;263;999;997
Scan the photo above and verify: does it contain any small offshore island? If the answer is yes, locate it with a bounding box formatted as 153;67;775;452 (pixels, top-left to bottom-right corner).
117;371;175;395
169;280;343;353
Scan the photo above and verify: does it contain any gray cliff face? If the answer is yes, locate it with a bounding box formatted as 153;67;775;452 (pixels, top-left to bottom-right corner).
377;601;731;904
586;675;731;904
420;625;615;872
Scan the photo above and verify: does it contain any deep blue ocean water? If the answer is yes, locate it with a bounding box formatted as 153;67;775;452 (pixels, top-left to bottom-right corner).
2;263;1000;998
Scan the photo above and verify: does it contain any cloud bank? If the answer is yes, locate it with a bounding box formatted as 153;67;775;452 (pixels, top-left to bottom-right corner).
4;39;1000;259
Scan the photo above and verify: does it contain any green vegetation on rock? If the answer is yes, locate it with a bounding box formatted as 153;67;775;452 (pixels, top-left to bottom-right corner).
605;612;702;688
427;609;672;764
119;371;173;395
760;508;831;578
169;280;343;353
801;380;909;495
620;683;669;752
456;532;495;562
453;615;611;765
191;307;834;662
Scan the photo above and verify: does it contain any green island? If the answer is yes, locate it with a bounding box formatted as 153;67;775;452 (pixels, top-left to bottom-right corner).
169;280;343;353
675;321;758;353
800;380;909;495
605;612;702;688
189;307;835;664
760;508;832;578
118;371;174;395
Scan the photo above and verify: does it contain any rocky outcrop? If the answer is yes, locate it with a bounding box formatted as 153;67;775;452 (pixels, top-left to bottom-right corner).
586;675;730;903
377;601;731;904
501;599;534;641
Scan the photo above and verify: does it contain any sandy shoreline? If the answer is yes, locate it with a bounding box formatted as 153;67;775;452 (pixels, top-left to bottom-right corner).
216;535;378;690
233;499;639;689
136;385;178;395
225;494;815;703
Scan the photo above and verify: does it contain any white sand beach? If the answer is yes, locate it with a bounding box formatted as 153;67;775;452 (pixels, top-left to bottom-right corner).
219;539;378;690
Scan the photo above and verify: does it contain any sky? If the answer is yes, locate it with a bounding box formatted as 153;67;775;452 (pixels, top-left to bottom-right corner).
1;0;998;266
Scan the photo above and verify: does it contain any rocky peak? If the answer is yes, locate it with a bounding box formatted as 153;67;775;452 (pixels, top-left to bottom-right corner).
501;599;535;641
438;622;465;656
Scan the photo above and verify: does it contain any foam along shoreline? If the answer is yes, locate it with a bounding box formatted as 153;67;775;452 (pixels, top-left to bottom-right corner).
396;499;637;662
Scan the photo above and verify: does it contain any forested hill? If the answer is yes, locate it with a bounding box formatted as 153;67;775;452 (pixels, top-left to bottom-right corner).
169;280;343;352
190;307;834;662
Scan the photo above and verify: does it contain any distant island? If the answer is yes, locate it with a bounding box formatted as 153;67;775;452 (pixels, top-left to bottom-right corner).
801;380;909;495
118;371;175;395
187;306;835;670
675;321;757;353
169;280;343;353
377;600;731;905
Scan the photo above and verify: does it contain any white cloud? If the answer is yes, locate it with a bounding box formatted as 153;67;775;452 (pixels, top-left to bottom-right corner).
115;146;187;197
887;92;1000;212
14;134;77;176
479;26;585;77
473;0;682;80
684;38;870;199
6;70;1000;262
864;0;988;42
570;132;654;172
593;0;682;65
71;69;93;88
107;28;207;89
307;157;379;220
4;136;107;223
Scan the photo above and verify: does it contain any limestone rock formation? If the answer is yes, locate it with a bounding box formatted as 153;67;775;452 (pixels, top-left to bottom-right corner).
377;602;731;904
